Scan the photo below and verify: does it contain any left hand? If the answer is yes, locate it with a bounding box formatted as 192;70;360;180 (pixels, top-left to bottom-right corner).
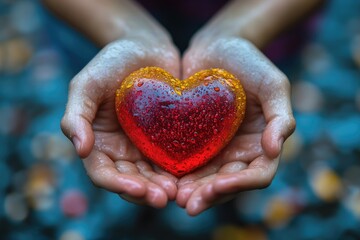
60;35;180;209
176;36;296;216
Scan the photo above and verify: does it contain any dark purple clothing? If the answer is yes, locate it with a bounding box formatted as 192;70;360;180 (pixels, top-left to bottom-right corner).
136;0;319;62
136;0;229;51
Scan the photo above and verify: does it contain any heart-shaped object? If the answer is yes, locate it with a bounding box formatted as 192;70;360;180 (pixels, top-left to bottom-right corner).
115;67;246;177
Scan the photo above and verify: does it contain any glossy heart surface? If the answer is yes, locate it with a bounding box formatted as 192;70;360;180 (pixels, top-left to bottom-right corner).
115;67;246;177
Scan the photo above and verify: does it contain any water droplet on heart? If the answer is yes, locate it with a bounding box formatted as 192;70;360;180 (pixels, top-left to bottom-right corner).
190;138;196;144
213;128;218;134
214;87;220;92
136;90;143;96
194;132;198;137
204;76;213;81
172;140;180;148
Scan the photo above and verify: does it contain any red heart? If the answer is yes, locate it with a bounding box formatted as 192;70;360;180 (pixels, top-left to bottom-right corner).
115;67;246;177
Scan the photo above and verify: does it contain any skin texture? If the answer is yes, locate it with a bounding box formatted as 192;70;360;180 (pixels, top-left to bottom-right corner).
179;38;295;215
43;0;322;215
44;0;181;208
61;37;180;208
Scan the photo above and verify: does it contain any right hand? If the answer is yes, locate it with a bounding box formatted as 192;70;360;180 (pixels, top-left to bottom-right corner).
176;35;296;215
61;33;181;208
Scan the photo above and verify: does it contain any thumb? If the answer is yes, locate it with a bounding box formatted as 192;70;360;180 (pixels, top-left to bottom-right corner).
61;79;98;158
181;47;209;79
260;75;296;158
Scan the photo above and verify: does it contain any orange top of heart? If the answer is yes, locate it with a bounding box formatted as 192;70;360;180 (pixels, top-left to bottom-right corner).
115;67;246;177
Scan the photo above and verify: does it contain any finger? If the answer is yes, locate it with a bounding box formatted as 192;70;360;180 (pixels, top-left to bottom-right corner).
176;182;200;208
158;44;181;79
120;182;169;209
182;48;202;79
198;162;249;204
201;183;237;204
61;78;99;158
185;182;238;216
83;150;146;197
115;160;169;208
143;182;168;208
185;184;211;216
192;161;248;204
176;174;216;209
175;156;223;207
185;162;248;215
119;194;147;206
259;74;296;158
175;170;218;207
135;161;178;200
184;175;224;216
119;183;168;208
213;155;279;194
150;175;177;201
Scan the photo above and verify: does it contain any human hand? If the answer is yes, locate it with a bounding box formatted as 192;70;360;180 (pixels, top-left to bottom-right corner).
61;33;181;208
176;36;296;215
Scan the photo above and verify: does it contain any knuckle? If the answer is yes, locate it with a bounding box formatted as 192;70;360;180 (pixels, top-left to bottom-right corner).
104;40;146;61
256;167;275;189
272;72;290;89
103;41;118;52
89;178;101;189
287;115;297;134
60;116;71;137
68;78;79;92
258;174;274;189
82;97;97;114
87;169;103;189
259;179;272;189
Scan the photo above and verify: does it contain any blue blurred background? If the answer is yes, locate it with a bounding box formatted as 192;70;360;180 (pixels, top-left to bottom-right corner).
0;0;360;239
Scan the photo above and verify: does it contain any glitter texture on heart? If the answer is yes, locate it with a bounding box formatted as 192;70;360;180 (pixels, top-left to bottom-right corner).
115;67;246;177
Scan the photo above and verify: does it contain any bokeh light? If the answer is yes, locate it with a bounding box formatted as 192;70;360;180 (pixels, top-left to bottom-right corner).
1;0;360;239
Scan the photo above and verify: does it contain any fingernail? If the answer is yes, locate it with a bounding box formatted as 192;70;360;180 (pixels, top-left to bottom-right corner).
72;137;81;153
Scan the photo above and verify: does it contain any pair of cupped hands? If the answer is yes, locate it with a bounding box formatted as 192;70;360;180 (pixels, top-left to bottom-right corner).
61;23;295;216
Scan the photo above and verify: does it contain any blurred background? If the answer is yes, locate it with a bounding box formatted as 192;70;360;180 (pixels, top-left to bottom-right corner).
0;0;360;239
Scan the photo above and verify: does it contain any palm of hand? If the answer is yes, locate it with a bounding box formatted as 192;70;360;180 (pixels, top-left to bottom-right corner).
86;95;177;208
